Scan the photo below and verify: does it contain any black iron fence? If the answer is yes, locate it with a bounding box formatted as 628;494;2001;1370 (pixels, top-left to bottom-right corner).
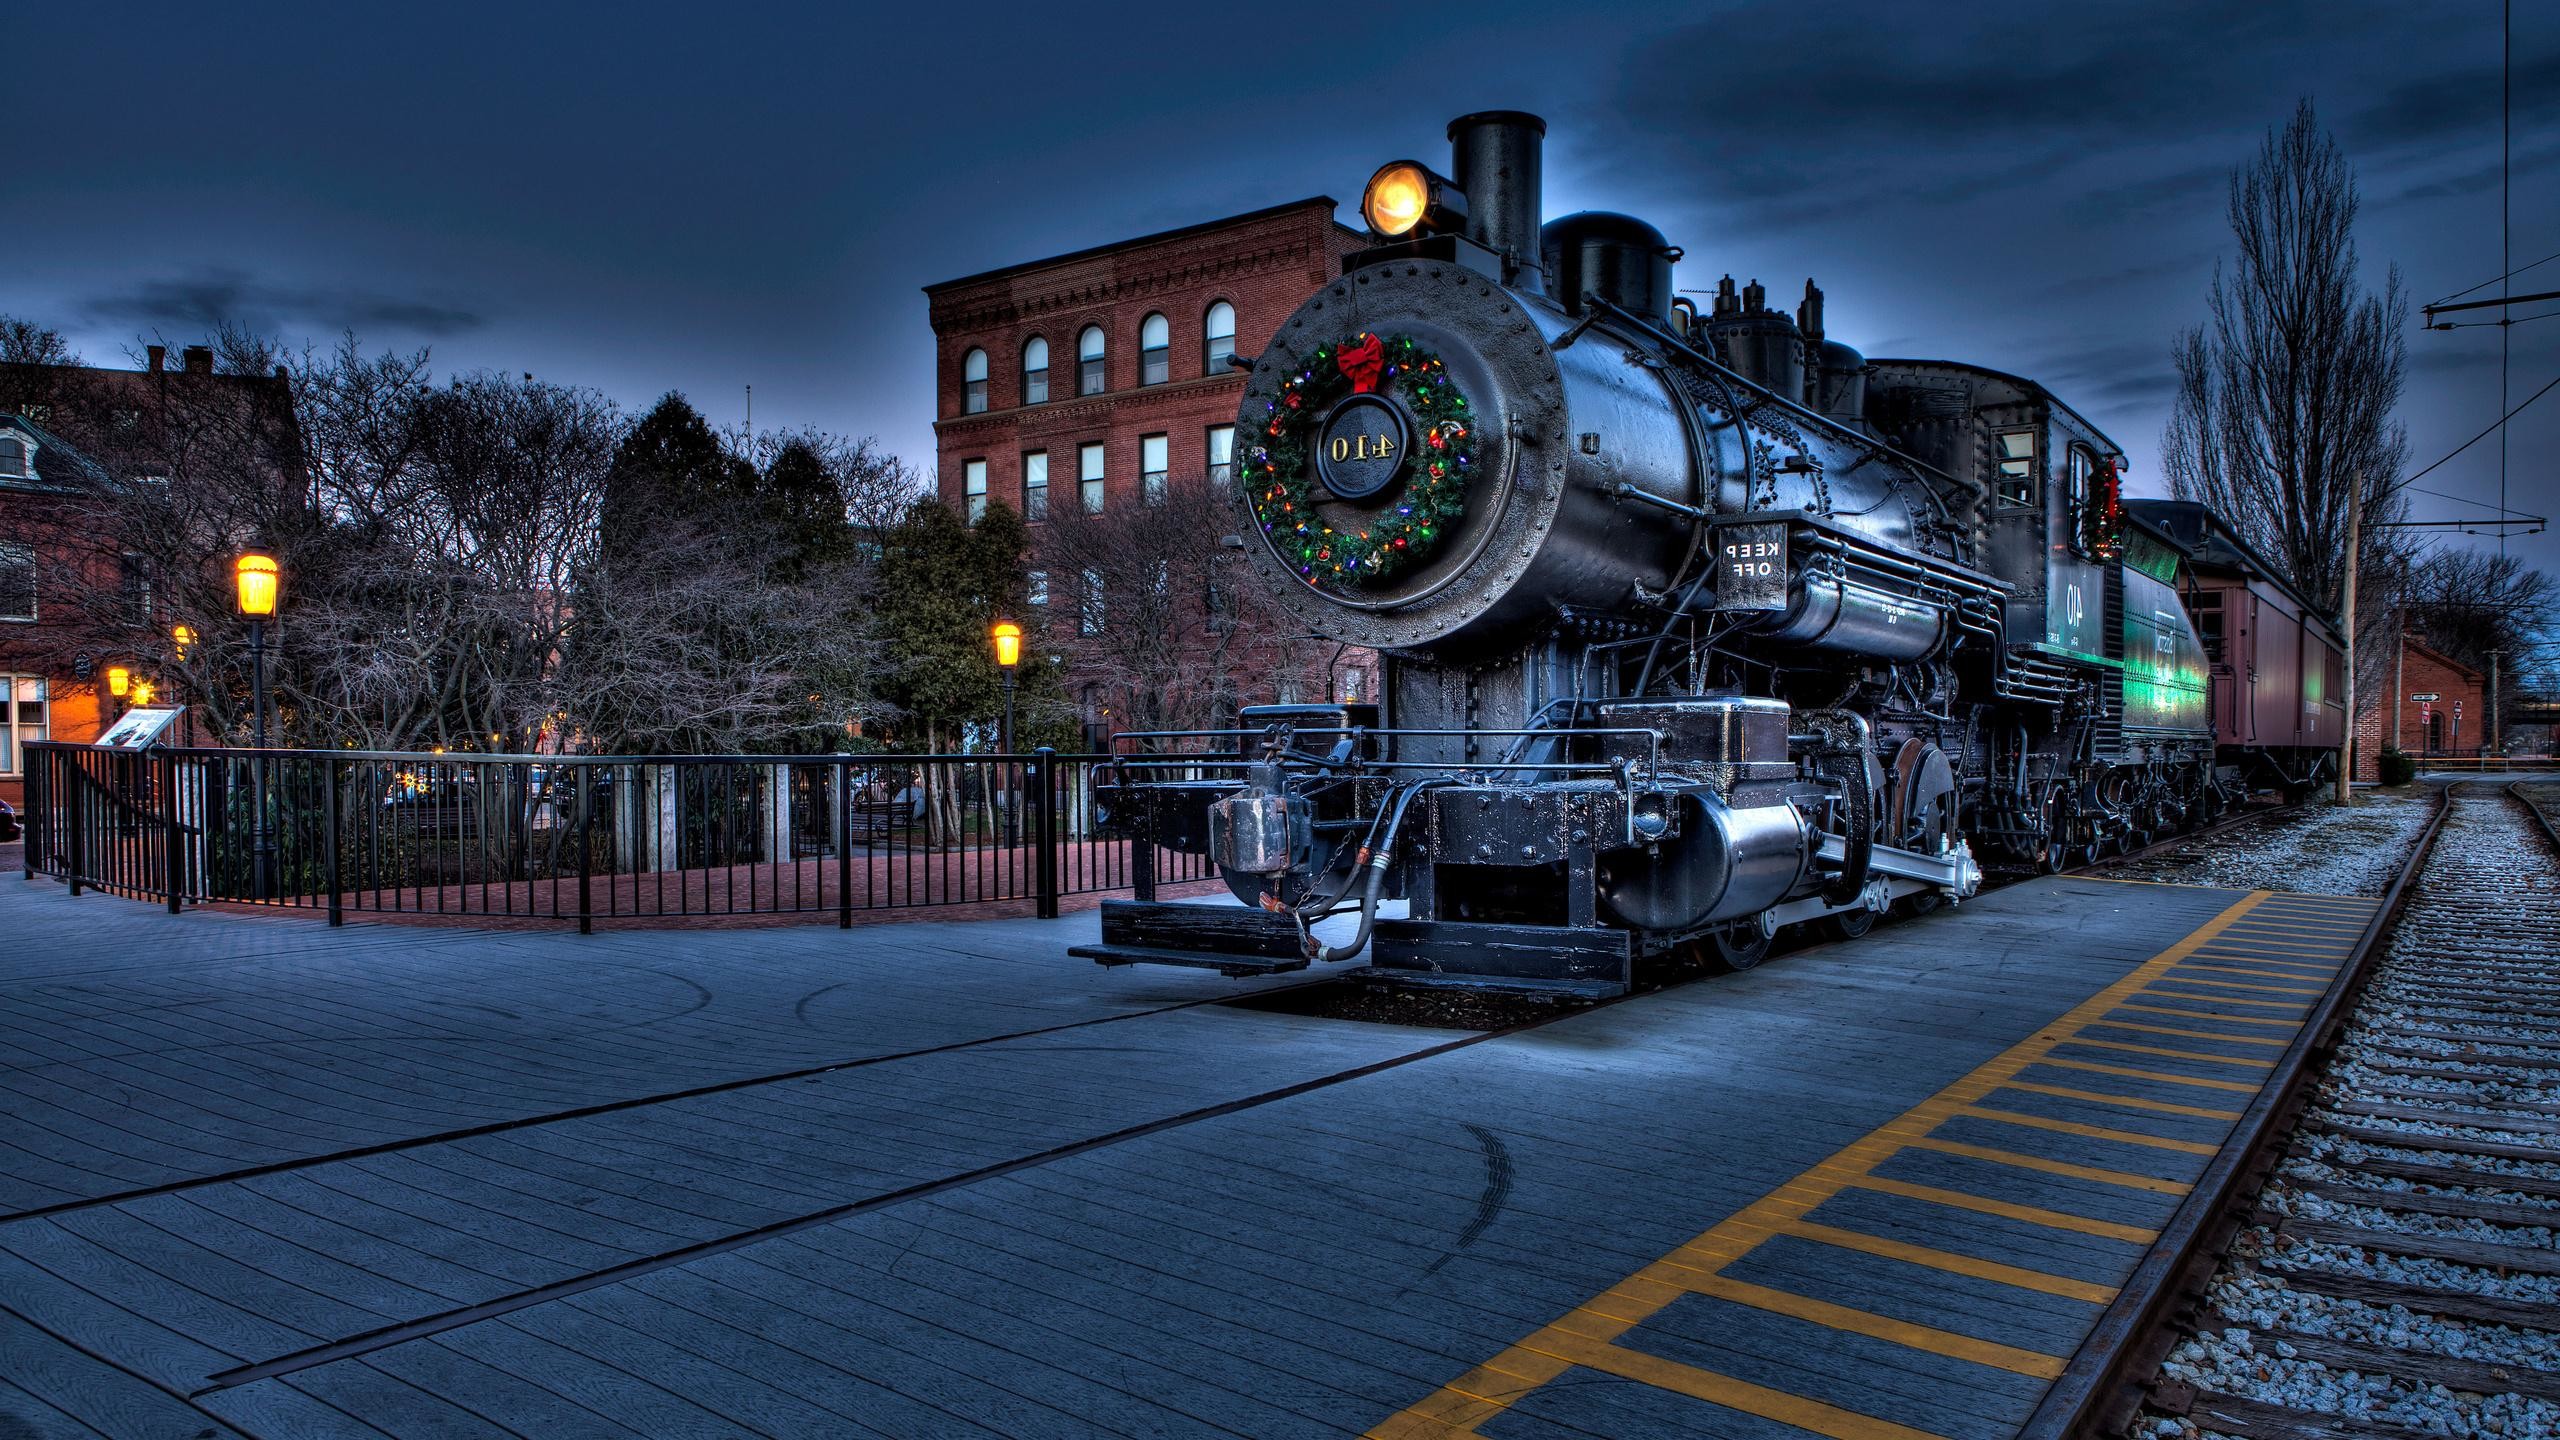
22;742;1216;931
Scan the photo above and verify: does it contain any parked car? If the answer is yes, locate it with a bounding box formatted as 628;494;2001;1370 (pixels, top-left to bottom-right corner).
0;796;18;843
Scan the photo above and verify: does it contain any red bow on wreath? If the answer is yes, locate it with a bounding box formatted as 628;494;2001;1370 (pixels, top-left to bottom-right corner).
1336;334;1385;394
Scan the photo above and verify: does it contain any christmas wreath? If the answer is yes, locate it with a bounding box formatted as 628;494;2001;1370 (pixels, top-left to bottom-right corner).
2078;455;2126;559
1244;331;1477;590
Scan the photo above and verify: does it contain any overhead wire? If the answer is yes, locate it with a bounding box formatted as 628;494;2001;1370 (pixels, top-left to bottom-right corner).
2402;371;2560;487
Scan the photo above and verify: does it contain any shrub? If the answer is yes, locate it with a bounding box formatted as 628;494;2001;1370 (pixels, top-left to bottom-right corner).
2377;747;2417;786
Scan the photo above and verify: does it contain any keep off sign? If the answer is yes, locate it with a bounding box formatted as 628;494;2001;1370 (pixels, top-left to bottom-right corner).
1712;522;1790;611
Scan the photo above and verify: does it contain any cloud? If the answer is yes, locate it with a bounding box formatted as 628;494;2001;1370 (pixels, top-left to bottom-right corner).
80;269;486;338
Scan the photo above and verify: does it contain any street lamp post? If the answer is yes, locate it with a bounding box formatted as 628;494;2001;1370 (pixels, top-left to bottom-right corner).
992;619;1022;845
172;624;197;746
236;551;280;898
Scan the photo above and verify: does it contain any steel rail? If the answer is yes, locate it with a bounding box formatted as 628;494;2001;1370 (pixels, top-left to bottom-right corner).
2020;780;2460;1440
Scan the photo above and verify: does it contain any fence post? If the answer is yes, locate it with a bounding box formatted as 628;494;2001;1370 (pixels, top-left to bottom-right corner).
323;758;343;926
26;746;45;880
1033;747;1059;919
577;765;594;935
837;757;854;929
1129;762;1158;905
65;753;86;898
164;750;185;914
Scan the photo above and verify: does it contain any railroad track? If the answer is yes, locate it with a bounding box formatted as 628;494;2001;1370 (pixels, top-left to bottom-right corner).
2038;779;2560;1439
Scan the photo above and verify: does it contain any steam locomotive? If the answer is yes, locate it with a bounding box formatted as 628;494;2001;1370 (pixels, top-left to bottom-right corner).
1078;112;2347;997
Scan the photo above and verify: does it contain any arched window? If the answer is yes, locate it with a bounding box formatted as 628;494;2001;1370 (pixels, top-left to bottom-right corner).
1202;301;1236;374
961;348;988;414
1020;337;1049;405
1078;326;1106;396
1139;312;1170;386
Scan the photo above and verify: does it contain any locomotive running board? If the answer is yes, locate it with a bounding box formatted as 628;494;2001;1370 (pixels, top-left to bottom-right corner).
1071;900;1311;978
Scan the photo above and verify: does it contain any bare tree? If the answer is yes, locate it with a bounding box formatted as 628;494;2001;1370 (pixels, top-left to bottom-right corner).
2163;98;2412;619
0;315;80;366
1032;474;1338;735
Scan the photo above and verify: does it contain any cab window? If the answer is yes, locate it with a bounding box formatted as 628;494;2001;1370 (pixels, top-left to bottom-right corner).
1993;430;2036;507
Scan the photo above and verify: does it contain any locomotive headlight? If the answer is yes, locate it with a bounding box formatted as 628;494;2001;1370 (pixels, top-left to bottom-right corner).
1362;160;1464;240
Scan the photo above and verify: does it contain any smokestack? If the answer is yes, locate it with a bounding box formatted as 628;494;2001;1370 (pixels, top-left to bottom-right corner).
181;345;213;375
1447;111;1546;294
147;344;166;373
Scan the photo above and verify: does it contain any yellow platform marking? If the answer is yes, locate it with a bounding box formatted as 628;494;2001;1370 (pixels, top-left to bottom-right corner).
1839;1175;2159;1243
1996;1080;2246;1121
2036;1057;2263;1092
1674;1272;2067;1377
1778;1220;2120;1303
1365;891;2287;1440
2180;960;2334;980
2139;988;2308;1012
1902;1136;2195;1191
2053;1036;2278;1067
2113;1003;2299;1028
2207;934;2359;952
2158;975;2326;996
2082;1019;2290;1047
1952;1105;2221;1155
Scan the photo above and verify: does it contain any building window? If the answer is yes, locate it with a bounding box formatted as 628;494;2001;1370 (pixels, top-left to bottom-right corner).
1079;442;1105;514
1078;326;1106;396
1342;667;1365;703
963;458;988;522
1027;569;1049;607
1993;430;2036;508
1203;301;1236;374
0;432;29;481
1;675;47;776
1078;568;1105;635
1206;424;1234;489
119;554;153;627
1022;450;1048;521
1139;313;1170;386
0;542;32;622
961;348;989;414
1021;337;1049;405
1141;433;1168;505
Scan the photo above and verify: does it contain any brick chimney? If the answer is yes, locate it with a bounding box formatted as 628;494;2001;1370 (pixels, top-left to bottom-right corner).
181;345;213;374
147;344;166;373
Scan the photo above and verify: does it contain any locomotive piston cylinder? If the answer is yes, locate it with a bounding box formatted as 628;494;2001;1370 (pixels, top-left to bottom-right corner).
1208;791;1295;875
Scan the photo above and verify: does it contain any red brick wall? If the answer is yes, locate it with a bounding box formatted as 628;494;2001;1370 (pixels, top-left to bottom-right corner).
2351;638;2484;779
926;198;1362;516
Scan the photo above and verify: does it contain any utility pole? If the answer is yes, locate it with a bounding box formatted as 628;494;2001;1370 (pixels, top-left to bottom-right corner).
2489;648;2501;753
2335;468;2364;803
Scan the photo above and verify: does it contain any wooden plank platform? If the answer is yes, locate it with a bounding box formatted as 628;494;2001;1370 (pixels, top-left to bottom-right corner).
1;869;2379;1439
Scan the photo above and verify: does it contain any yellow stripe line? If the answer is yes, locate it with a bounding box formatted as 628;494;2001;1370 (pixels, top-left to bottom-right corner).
2035;1057;2264;1092
1520;1330;1943;1440
2082;1019;2290;1047
1838;1175;2159;1243
1953;1104;2221;1155
1997;1080;2246;1121
2139;988;2308;1012
2207;935;2357;952
2113;1003;2299;1028
2186;954;2337;974
1778;1219;2121;1303
1901;1136;2194;1193
1670;1271;2067;1378
2157;975;2326;996
1362;889;2271;1438
2053;1036;2278;1067
2179;962;2336;983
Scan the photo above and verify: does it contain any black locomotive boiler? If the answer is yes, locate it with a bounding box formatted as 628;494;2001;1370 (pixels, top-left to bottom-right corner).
1078;111;2342;997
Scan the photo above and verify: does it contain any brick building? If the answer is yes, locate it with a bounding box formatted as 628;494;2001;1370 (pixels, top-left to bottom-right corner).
2352;635;2485;779
924;198;1374;735
0;347;303;809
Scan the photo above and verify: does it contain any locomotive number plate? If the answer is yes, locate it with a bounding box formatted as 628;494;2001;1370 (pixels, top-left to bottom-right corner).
1712;522;1790;611
1315;394;1412;501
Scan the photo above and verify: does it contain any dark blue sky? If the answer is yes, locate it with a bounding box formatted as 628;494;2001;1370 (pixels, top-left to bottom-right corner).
8;1;2554;580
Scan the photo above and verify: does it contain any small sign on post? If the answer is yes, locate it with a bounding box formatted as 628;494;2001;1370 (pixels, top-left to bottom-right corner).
1712;521;1790;612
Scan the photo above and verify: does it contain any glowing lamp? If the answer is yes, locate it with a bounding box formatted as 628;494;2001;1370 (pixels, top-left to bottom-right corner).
131;679;156;706
991;619;1023;670
235;551;280;617
173;623;196;660
1361;160;1464;240
107;664;131;698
